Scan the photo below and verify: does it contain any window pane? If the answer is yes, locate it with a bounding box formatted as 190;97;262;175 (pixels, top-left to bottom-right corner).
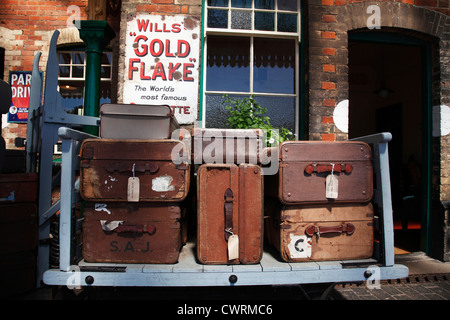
277;0;297;11
207;36;250;92
231;10;251;30
208;0;228;7
72;52;85;65
100;66;111;79
72;65;84;78
255;0;274;10
254;95;295;132
58;53;71;64
208;9;228;28
255;12;274;31
253;38;295;94
231;0;251;8
59;65;70;78
205;93;233;128
101;53;111;65
277;13;297;32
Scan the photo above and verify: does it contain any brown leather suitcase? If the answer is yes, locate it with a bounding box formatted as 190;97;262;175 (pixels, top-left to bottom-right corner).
99;104;179;140
265;199;374;262
82;202;185;263
79;139;190;202
0;173;38;203
197;163;263;264
192;128;264;164
274;141;373;204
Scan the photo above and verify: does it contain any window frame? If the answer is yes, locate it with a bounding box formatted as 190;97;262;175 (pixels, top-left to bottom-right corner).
57;47;113;115
201;0;301;134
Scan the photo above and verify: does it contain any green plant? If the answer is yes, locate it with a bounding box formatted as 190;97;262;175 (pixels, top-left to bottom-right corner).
222;95;296;146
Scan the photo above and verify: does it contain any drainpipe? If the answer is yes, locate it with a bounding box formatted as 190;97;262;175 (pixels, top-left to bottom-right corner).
77;20;115;136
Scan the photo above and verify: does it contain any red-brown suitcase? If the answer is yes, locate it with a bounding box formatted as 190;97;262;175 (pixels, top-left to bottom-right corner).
0;203;38;254
0;173;38;203
192;128;264;164
197;163;263;264
265;199;374;262
79;139;190;202
274;141;373;204
99;104;179;140
82;202;185;263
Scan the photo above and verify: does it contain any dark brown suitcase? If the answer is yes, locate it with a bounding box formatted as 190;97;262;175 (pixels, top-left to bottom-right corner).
80;139;190;202
192;128;264;164
197;163;263;264
0;173;38;203
99;104;179;140
82;202;185;263
275;141;373;204
265;199;374;262
0;203;38;254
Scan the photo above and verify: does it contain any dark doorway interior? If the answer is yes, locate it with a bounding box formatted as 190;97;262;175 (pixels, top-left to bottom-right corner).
348;38;424;254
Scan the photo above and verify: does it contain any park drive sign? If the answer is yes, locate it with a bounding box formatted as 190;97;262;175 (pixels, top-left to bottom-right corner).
123;15;200;124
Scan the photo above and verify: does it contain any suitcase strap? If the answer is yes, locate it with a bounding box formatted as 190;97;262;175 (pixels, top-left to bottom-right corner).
105;162;159;174
305;223;355;237
224;188;234;241
304;163;353;175
100;220;156;235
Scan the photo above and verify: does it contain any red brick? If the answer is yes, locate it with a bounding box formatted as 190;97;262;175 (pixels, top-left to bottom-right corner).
323;64;335;72
322;133;336;141
322;31;335;39
322;116;334;124
323;48;336;55
157;4;181;13
335;0;347;5
322;82;336;90
322;14;335;22
323;99;336;107
322;0;334;5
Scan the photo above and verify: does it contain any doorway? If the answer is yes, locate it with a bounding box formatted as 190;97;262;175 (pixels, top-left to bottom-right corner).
348;31;431;254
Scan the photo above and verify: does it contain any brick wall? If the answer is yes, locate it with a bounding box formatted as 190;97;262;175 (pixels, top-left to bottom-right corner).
306;0;450;142
0;0;89;149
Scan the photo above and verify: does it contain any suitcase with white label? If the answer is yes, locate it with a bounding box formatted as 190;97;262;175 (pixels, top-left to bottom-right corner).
197;163;263;264
82;202;185;263
265;199;374;262
79;139;190;202
272;141;373;204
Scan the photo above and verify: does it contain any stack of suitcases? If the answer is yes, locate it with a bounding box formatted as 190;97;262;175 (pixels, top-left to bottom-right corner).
265;140;375;262
193;128;264;265
80;104;190;264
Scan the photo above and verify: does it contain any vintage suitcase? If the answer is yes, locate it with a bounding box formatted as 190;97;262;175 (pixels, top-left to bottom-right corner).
99;103;179;140
192;128;264;164
197;163;263;264
0;203;38;254
274;141;373;204
80;139;190;202
0;173;38;203
265;199;374;262
82;202;185;263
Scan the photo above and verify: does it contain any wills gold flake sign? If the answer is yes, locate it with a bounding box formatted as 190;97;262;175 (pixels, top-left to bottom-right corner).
123;15;200;124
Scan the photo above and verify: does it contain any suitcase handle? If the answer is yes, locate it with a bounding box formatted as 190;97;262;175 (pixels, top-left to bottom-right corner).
224;188;234;241
105;163;159;174
116;224;156;235
304;163;353;175
305;223;355;237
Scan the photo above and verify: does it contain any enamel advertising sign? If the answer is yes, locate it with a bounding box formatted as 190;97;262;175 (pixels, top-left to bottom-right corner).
8;71;32;123
123;15;200;124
